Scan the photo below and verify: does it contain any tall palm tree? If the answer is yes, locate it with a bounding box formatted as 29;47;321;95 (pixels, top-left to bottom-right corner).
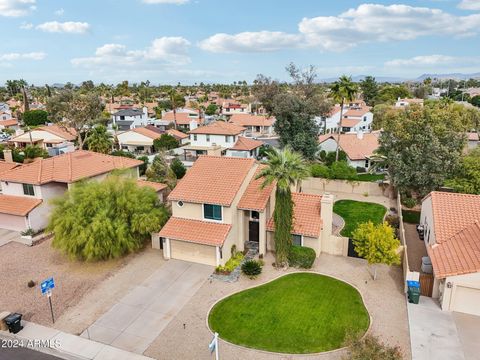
329;75;358;161
256;147;309;266
86;125;113;154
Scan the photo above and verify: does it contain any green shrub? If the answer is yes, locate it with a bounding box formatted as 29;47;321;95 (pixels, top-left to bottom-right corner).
385;215;399;229
288;245;316;268
330;161;358;180
23;110;48;126
310;163;331;178
402;197;416;209
241;259;263;278
215;251;244;274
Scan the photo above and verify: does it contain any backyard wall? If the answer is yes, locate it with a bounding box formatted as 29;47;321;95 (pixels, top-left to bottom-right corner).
301;178;390;197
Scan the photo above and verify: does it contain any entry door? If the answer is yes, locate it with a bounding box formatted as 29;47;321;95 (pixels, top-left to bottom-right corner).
249;221;259;243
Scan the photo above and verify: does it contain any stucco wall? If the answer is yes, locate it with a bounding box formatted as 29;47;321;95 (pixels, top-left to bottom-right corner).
0;213;27;231
441;272;480;315
302;177;388;197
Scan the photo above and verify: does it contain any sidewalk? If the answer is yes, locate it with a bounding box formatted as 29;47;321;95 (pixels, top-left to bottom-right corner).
0;320;153;360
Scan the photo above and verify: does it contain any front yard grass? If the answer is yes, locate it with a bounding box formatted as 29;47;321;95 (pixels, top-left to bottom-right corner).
208;273;369;354
333;200;387;237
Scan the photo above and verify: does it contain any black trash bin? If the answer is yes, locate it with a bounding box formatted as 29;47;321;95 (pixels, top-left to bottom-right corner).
5;313;23;334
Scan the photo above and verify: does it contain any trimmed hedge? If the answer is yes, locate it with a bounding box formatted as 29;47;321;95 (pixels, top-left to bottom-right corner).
288;245;316;268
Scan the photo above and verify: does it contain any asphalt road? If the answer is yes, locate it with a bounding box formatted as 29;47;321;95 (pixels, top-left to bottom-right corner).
0;347;63;360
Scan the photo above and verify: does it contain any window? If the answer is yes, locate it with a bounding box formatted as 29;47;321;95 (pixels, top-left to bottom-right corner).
120;116;125;120
225;135;231;142
365;159;370;168
292;234;302;246
23;183;35;196
193;134;197;141
46;143;52;148
251;211;259;220
177;201;184;207
363;116;367;121
204;204;222;221
206;134;210;142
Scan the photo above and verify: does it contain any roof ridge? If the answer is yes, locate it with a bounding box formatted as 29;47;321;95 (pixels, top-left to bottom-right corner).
37;158;43;183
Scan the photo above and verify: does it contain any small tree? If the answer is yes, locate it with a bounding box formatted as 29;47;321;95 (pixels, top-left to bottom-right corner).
153;134;179;151
137;155;149;176
23;110;48;126
48;176;169;261
170;157;186;179
205;103;218;115
343;332;402;360
86;125;113;153
146;152;177;188
24;145;48;161
352;221;401;280
111;150;135;158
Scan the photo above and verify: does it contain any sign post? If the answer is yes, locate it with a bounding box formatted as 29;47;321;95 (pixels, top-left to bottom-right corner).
208;332;219;360
40;277;55;324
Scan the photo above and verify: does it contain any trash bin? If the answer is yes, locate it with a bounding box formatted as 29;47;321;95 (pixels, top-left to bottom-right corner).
4;313;23;334
407;281;421;304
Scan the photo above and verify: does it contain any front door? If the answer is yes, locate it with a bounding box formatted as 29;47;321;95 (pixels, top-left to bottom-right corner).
249;221;259;243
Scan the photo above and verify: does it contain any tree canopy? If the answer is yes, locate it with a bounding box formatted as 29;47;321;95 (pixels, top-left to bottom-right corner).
86;125;113;154
23;110;48;126
153;134;179;151
445;148;480;194
48;175;169;261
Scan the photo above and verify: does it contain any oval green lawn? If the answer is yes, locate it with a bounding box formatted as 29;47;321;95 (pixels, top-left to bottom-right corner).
333;200;387;238
208;273;369;354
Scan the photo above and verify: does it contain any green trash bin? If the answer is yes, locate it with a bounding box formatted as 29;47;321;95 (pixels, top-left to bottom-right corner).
408;286;420;304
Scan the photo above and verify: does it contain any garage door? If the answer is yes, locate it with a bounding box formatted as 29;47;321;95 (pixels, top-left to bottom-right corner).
451;285;480;316
170;240;217;266
0;213;27;232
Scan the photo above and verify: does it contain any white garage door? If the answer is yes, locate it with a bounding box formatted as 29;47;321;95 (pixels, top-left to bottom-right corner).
0;213;27;232
170;240;217;266
451;285;480;316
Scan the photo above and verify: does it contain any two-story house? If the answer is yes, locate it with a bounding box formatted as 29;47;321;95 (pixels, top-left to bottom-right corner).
419;191;480;316
340;106;373;133
221;101;250;116
153;156;334;266
0;150;142;232
117;126;162;154
228;114;275;137
10;125;77;151
162;110;203;132
111;107;149;130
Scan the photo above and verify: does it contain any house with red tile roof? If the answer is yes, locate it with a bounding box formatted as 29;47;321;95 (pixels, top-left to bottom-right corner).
228;114;275;137
318;131;380;171
10;125;77;152
225;136;263;158
117;126;162;154
153;156;334;266
316;102;373;135
162;110;203;131
0;150;142;232
420;191;480;316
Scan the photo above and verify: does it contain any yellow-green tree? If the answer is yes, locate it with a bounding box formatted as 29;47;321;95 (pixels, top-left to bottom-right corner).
352;221;401;280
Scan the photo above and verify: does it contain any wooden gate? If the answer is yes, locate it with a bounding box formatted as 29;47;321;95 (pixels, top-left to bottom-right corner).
419;273;434;297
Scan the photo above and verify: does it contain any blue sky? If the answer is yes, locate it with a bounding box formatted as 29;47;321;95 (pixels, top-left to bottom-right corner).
1;0;480;85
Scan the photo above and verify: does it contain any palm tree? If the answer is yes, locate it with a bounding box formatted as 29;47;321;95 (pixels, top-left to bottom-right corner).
256;147;309;266
86;125;113;154
329;75;358;161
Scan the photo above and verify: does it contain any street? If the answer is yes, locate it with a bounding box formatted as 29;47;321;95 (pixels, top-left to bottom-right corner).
0;347;63;360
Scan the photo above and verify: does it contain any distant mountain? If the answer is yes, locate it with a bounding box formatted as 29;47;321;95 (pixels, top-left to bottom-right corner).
51;83;66;88
414;73;480;81
321;75;407;83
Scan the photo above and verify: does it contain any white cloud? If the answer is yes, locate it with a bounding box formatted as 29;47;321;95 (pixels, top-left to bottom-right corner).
0;52;46;62
142;0;189;4
200;4;480;53
54;8;64;16
0;0;36;17
36;21;90;34
385;54;480;67
19;22;33;30
458;0;480;10
71;37;191;68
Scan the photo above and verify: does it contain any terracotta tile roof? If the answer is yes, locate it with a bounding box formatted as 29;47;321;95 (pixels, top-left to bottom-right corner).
343;107;371;117
0;150;142;185
428;221;480;278
167;129;189;140
267;192;323;238
132;127;162;140
0;161;20;174
340;118;361;127
467;132;479;141
168;155;255;206
229;114;275;127
0;195;42;216
158;217;231;246
38;125;77;141
229;136;263;151
189;121;245;136
327;106;342;117
318;132;379;160
162;111;203;125
137;179;168;192
0;119;18;127
238;165;275;212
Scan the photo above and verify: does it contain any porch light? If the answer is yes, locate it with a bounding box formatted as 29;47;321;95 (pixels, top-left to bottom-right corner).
446;282;453;289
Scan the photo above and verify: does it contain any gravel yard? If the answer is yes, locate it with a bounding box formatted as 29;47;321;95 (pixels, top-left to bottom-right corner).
0;237;136;326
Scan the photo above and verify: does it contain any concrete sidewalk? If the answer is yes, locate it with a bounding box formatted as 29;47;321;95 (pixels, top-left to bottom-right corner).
0;320;153;360
81;260;212;354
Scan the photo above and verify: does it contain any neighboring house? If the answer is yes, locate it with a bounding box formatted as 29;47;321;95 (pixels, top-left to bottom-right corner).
228;114;275;137
341;106;373;133
0;109;13;120
137;179;168;203
420;191;480;316
183;121;246;158
111;107;149;130
318;132;380;170
117;126;162;154
315;106;342;134
395;98;424;107
225;136;263;158
152;156;334;267
10;125;77;151
166;129;189;145
0;119;19;131
162;110;202;132
467;132;479;149
221;101;250;115
0;150;142;232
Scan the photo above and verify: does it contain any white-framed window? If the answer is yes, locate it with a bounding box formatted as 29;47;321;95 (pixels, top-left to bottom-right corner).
23;183;35;196
193;134;197;141
250;211;259;221
292;234;303;246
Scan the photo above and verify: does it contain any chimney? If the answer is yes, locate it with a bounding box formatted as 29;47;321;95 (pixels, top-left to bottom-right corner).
143;106;148;117
189;120;198;130
320;193;334;253
356;130;364;140
3;149;13;163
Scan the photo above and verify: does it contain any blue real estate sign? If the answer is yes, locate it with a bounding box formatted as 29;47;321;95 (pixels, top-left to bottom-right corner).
40;277;55;295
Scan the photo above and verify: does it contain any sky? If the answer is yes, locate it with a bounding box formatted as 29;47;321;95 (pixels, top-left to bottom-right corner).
1;0;480;85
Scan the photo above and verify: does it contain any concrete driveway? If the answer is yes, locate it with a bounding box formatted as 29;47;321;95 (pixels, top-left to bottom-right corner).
81;259;212;354
0;229;21;247
408;296;480;360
